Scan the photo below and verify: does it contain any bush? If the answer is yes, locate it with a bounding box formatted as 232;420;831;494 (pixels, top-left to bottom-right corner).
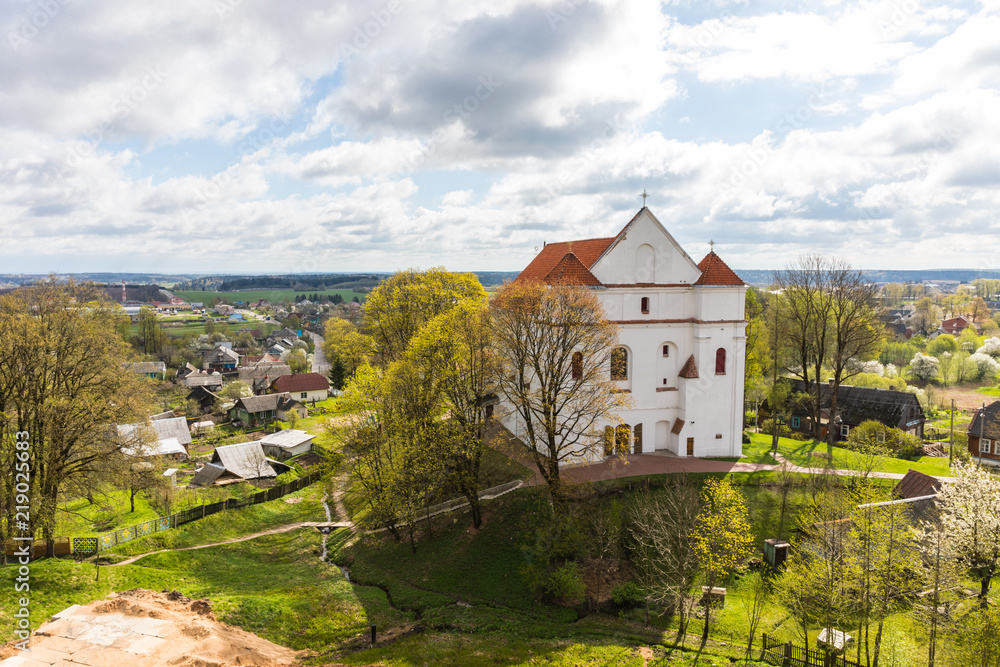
845;420;921;459
742;431;752;444
611;581;645;609
542;562;586;605
760;418;791;438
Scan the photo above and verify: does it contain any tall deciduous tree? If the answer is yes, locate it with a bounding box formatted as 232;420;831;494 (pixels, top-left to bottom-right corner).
490;280;627;501
692;476;754;646
772;256;884;442
0;279;152;557
627;475;703;643
364;267;485;365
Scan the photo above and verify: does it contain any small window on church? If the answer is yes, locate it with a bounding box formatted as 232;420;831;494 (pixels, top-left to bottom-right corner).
641;297;649;314
715;348;726;374
662;345;669;357
611;347;628;381
571;351;583;380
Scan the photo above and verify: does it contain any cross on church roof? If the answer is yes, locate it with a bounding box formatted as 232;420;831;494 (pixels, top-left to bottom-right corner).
641;189;648;206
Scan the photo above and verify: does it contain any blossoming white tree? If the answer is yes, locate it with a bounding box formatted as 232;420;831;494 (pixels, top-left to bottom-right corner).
909;352;940;381
938;461;1000;607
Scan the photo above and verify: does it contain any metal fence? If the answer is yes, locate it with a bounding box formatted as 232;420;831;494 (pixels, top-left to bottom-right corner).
760;633;863;667
68;472;319;556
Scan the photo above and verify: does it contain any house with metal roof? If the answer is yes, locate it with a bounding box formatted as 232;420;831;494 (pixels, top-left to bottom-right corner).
259;429;315;460
506;206;747;460
117;416;192;459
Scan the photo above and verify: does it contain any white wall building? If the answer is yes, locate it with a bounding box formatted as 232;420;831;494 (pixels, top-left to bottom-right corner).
509;207;747;460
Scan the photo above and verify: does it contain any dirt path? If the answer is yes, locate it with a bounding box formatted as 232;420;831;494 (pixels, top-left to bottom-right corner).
109;521;351;566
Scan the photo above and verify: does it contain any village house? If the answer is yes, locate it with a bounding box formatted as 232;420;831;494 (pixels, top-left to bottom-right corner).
203;345;240;373
507;206;747;460
968;401;1000;466
271;372;329;403
940;316;976;336
787;380;925;441
128;361;166;380
183;371;224;392
117;416;192;459
188;441;290;487
258;429;315;460
228;392;307;428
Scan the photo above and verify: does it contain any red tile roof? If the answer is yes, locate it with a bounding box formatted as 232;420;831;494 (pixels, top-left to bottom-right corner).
543;253;602;286
272;372;330;393
516;237;615;283
694;251;745;286
679;355;699;378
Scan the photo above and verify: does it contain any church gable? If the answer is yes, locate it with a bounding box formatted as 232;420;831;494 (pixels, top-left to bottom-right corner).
589;208;702;285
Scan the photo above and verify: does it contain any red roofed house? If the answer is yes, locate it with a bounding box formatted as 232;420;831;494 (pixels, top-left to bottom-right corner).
941;316;975;336
510;206;747;459
272;372;330;403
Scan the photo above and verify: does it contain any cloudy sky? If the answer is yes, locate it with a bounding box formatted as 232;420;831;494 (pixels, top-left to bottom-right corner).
1;0;998;275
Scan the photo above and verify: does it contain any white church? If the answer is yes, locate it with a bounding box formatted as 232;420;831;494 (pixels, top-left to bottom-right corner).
512;206;747;460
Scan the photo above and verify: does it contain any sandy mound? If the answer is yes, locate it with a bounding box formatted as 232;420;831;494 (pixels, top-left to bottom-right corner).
0;589;299;667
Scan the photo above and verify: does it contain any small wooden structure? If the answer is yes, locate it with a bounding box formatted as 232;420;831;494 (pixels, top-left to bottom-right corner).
700;586;727;607
764;538;790;568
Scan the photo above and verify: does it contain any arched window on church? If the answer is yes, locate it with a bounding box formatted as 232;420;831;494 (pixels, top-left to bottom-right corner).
715;348;726;374
571;351;583;380
640;297;649;314
611;347;628;381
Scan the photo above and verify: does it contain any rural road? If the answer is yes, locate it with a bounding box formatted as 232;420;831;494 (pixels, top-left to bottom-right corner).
308;331;330;373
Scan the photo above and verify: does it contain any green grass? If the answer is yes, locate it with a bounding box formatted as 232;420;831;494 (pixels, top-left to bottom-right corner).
105;480;329;557
56;489;163;538
977;386;1000;397
0;530;409;651
741;433;953;477
173;289;367;305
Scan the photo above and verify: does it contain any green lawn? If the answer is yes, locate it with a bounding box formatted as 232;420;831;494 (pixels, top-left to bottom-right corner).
173;288;367;305
741;433;953;477
105;480;329;557
56;488;163;538
0;529;408;651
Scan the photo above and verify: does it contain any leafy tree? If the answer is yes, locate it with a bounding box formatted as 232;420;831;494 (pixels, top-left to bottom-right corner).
219;381;253;400
0;279;152;557
928;334;958;357
137;306;165;355
938;461;1000;607
403;298;494;528
970;296;991;324
363;267;485;365
287;348;309;373
490;280;628;501
912;297;938;334
914;521;962;667
848;485;922;666
322;317;374;375
692;477;754;646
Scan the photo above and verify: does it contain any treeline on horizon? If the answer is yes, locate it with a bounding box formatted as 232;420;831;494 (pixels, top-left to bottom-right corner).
737;267;1000;286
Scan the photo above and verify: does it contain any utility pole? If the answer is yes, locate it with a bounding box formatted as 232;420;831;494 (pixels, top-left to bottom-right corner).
949;398;955;466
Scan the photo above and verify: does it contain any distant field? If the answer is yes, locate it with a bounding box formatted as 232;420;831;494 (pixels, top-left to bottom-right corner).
173;289;367;305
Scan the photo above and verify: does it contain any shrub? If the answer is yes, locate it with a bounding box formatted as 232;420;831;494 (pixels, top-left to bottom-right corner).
928;334;958;357
742;431;752;444
760;418;791;438
543;562;586;605
845;420;921;459
611;581;645;609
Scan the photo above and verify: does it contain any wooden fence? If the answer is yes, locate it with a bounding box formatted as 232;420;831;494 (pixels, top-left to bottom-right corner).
760;633;863;667
3;472;320;559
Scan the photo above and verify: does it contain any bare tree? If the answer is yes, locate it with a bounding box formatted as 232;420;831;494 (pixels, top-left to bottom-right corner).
490;280;628;501
626;476;703;645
